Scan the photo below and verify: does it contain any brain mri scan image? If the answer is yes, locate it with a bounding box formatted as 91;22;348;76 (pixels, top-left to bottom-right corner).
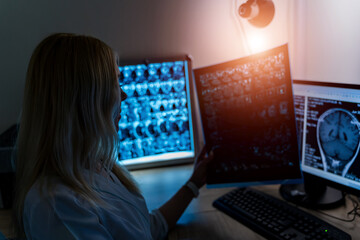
317;108;360;176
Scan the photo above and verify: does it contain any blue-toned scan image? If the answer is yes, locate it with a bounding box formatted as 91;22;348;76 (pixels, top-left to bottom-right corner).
305;98;360;178
117;60;194;163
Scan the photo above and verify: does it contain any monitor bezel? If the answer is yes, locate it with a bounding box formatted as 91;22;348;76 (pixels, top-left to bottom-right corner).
293;79;360;197
117;55;201;170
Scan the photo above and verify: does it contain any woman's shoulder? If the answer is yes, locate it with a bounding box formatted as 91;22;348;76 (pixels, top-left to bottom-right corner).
24;172;147;221
22;178;118;240
24;173;142;212
27;177;72;197
24;178;88;214
23;176;154;240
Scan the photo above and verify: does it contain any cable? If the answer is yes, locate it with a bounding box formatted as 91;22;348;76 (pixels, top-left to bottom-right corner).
232;0;252;55
315;194;360;223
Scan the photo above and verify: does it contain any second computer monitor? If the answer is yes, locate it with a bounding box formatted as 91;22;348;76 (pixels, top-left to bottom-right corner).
293;80;360;197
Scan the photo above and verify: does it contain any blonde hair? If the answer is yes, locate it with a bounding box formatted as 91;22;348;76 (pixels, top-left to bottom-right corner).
13;33;139;237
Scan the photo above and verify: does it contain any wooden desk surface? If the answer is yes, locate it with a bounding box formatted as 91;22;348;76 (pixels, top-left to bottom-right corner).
132;164;360;240
1;164;359;239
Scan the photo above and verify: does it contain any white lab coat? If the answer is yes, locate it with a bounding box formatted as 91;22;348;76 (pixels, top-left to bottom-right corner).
23;170;168;240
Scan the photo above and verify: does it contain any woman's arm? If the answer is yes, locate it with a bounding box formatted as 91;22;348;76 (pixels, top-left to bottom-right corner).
158;148;212;230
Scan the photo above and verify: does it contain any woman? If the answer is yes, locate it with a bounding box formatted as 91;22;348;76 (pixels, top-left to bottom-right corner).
13;33;210;240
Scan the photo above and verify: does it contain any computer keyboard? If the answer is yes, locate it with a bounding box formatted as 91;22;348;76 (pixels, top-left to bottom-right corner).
213;187;351;240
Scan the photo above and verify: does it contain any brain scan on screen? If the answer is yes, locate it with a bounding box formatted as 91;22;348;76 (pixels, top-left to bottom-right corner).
317;108;360;176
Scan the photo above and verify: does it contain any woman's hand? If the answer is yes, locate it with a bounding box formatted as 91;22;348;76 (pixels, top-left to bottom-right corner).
158;146;214;229
189;146;213;189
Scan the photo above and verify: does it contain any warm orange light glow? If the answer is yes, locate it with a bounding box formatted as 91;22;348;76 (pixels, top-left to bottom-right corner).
248;32;266;53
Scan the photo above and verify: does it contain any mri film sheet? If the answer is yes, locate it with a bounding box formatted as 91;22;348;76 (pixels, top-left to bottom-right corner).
194;44;302;185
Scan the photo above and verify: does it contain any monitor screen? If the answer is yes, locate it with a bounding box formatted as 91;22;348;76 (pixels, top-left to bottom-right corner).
117;56;196;168
293;80;360;195
193;44;302;188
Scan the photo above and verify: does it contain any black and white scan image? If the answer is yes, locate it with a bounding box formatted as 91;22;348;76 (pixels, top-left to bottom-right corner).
194;44;301;185
305;97;360;179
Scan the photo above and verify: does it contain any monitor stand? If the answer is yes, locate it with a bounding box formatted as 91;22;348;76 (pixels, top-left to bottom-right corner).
279;174;345;210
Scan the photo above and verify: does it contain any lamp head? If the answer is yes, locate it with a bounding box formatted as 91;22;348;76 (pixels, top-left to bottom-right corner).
239;0;275;28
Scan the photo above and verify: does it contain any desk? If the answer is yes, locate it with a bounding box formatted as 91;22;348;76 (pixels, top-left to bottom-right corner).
1;164;359;239
132;164;360;240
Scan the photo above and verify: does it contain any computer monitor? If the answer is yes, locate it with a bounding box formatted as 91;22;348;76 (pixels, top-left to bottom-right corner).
117;56;198;169
281;80;360;209
193;44;302;188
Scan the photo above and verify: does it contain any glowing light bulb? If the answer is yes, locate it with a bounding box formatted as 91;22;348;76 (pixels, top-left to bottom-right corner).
249;32;266;53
